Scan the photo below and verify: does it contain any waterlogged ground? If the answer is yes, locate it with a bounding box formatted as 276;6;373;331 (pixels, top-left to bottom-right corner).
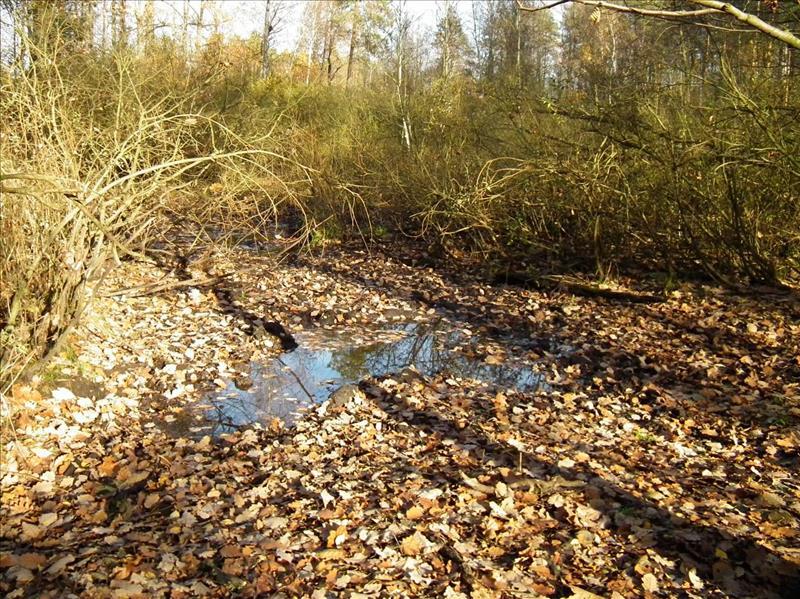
179;320;546;436
2;237;800;598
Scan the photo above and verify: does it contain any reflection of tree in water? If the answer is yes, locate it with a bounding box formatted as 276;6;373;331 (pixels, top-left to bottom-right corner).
328;321;542;392
328;322;439;381
200;320;544;434
327;342;383;381
206;362;307;430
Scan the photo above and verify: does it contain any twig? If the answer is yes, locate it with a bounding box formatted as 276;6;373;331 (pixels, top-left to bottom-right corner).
276;356;315;401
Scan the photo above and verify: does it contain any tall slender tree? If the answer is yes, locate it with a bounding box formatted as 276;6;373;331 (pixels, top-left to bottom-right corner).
260;0;287;79
434;0;469;79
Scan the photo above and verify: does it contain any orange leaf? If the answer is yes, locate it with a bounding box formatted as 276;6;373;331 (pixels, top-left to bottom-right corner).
99;457;117;477
327;525;347;548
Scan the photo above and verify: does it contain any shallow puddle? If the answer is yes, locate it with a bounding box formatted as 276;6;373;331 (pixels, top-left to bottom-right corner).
171;319;545;435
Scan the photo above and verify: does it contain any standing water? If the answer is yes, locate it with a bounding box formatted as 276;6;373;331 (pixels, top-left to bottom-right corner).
163;319;546;436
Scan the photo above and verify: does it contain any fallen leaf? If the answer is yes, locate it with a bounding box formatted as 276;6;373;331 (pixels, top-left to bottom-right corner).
9;567;35;582
52;388;76;401
46;554;76;575
320;489;335;508
567;587;605;599
401;531;429;556
642;572;659;593
220;545;241;558
39;512;58;527
99;456;118;477
111;580;144;597
327;525;347;548
405;505;425;520
687;568;705;590
21;522;42;541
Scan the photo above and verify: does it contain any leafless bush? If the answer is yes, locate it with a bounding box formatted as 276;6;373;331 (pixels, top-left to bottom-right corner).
0;35;310;394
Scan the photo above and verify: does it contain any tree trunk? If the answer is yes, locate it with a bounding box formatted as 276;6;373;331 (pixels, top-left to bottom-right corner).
515;8;522;85
345;14;358;88
306;5;318;85
181;0;189;53
100;0;108;48
261;0;272;79
118;0;128;49
196;0;205;51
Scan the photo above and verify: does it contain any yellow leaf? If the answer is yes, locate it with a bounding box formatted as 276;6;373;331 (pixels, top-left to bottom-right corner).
634;556;652;575
405;506;425;520
687;568;705;590
325;568;338;587
316;548;346;561
401;532;428;556
487;546;505;558
642;572;659;593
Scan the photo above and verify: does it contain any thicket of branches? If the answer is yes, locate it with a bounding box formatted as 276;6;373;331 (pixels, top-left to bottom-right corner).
1;0;799;388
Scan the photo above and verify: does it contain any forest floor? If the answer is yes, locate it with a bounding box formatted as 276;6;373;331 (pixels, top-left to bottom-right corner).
2;237;800;599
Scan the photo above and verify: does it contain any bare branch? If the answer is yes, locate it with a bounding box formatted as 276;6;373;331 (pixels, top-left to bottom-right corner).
517;0;800;51
516;0;573;12
516;0;716;18
689;0;800;50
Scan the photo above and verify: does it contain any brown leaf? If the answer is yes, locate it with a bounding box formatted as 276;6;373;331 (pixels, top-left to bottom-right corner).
110;580;144;598
566;587;605;599
46;554;75;575
1;553;47;570
220;545;242;558
39;512;58;528
9;567;35;582
21;522;42;541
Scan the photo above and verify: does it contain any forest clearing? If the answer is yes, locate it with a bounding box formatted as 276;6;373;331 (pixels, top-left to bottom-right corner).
1;1;799;597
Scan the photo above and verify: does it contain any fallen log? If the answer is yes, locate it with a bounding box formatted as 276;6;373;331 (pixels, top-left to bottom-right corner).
543;275;664;304
492;271;664;304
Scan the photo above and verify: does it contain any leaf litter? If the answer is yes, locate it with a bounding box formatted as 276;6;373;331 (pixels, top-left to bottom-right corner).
2;238;799;598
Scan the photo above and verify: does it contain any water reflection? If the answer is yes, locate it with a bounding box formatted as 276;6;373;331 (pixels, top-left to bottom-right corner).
193;320;544;434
